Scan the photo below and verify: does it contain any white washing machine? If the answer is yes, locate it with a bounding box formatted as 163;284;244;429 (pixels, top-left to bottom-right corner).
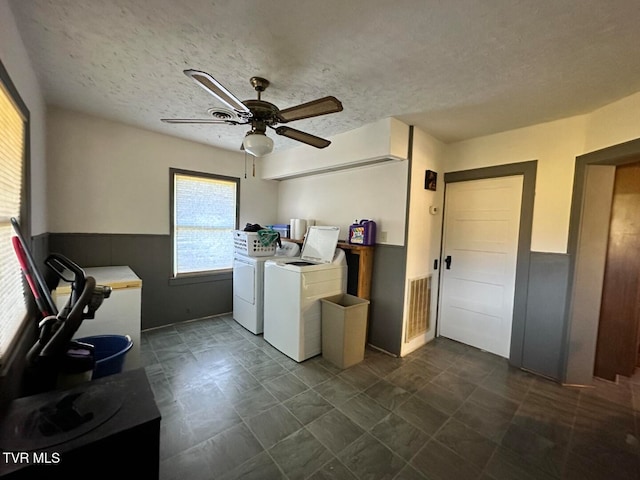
233;240;299;334
263;226;347;362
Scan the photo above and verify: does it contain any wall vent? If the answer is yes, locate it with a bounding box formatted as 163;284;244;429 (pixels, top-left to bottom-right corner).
406;275;431;342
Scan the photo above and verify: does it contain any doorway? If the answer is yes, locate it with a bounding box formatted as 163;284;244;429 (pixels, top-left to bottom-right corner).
440;161;536;366
439;175;523;358
593;160;640;381
564;138;640;386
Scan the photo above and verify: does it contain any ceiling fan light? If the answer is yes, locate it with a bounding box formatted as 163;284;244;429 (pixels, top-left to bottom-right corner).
243;132;274;157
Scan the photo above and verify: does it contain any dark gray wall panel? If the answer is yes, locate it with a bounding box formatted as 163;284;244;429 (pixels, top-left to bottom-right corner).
522;252;570;380
48;233;232;330
368;244;407;356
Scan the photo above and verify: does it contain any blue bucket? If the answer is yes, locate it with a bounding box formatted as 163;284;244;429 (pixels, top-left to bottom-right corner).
75;334;133;379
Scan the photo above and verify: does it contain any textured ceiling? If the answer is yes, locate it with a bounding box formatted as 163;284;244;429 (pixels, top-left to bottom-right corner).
8;0;640;153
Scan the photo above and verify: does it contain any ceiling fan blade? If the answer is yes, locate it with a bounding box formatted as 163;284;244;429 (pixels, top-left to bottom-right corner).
184;69;252;117
277;96;343;123
275;126;331;148
161;118;240;124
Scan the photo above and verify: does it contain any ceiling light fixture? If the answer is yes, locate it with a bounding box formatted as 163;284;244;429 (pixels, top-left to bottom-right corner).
243;131;273;157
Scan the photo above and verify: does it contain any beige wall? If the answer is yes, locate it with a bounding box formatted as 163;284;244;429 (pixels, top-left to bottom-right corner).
445;92;640;254
1;0;48;235
47;107;278;234
584;91;640;152
445;115;588;253
401;128;445;355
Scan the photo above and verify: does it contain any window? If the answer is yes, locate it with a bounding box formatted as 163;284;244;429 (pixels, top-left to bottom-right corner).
0;61;29;367
171;169;239;276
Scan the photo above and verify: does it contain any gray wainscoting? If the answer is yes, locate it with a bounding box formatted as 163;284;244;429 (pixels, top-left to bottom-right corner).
368;244;407;356
46;234;408;347
48;233;232;330
521;252;570;381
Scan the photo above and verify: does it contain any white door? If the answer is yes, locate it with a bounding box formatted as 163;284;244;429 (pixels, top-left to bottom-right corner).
439;175;523;358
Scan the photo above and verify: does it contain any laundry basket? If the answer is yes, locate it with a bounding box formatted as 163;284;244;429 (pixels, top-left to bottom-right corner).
75;334;133;379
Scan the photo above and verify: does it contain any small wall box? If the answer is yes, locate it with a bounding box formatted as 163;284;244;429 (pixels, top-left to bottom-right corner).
425;170;437;191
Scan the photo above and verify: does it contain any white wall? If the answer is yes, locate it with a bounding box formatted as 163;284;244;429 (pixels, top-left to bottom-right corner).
1;0;48;235
274;117;411;245
262;117;410;180
276;160;408;245
47;107;278;234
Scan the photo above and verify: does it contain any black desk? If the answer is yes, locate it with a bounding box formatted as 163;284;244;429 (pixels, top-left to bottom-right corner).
0;368;161;479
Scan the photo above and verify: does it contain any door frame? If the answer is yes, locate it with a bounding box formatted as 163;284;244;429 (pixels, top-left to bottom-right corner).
440;160;537;366
563;137;640;385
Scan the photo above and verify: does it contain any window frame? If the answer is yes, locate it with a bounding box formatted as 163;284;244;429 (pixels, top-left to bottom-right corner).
169;168;240;284
0;58;31;372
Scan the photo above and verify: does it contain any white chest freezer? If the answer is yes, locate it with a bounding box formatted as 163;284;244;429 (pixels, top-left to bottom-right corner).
55;265;142;371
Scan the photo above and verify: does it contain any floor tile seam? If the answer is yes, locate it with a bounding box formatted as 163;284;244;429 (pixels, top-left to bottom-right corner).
300;453;345;480
281;391;339;425
143;363;170;388
360;387;409;413
444;395;514;448
157;417;249;469
335;369;385;392
430;368;482;397
421;372;481;407
520;389;580;421
565;427;640;465
279;383;319;407
312;388;362;409
497;427;571;479
290;370;327;390
411;435;492;477
261;374;311;399
479;365;536;393
241;408;304;453
417;385;468;420
218;419;290;480
334;400;392;434
306;420;368;459
333;431;410;480
229;392;281;421
463;383;524;419
381;372;434;396
510;398;578;448
576;393;637;419
266;425;329;479
366;411;406;449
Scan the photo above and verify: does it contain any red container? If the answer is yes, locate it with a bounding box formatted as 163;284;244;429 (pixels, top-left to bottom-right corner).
348;220;376;245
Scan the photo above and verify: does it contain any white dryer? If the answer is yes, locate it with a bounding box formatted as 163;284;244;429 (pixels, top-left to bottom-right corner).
263;226;347;362
233;240;299;334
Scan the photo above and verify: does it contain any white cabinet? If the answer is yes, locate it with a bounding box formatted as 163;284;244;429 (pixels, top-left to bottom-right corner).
55;266;142;371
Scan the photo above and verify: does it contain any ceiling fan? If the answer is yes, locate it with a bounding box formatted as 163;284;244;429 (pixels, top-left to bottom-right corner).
161;70;343;156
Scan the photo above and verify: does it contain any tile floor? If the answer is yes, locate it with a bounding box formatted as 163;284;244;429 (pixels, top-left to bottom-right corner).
140;314;640;480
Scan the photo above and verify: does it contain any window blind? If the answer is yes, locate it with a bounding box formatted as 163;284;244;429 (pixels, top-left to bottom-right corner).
173;173;238;275
0;81;27;364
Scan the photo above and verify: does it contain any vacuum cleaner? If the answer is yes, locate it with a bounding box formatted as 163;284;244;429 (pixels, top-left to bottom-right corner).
11;218;112;394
